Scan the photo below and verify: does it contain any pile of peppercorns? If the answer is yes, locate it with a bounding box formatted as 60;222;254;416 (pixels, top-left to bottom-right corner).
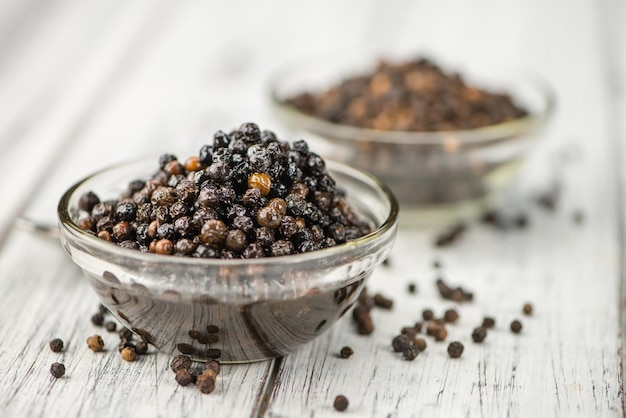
76;123;371;258
286;57;528;132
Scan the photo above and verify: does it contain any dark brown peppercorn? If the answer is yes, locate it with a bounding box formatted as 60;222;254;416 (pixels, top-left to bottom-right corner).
333;395;349;412
204;360;221;375
422;309;434;321
373;293;393;309
154;238;174;255
434;327;448;342
414;337;427;352
522;303;533;316
444;308;459;323
206;325;219;334
50;362;66;378
135;341;148;355
79;191;100;212
206;348;222;359
175;369;192;386
407;283;417;294
104;321;117;332
402;345;419;361
177;343;194;354
510;320;523;334
339;346;354;359
257;206;282;229
91;313;104;326
225;229;247;253
49;338;64;353
200;220;228;248
482;317;496;328
447;341;464;358
170;355;192;372
392;334;411;352
119;327;133;341
472;326;488;343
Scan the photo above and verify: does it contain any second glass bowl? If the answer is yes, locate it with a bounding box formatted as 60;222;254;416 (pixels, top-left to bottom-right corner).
269;52;555;223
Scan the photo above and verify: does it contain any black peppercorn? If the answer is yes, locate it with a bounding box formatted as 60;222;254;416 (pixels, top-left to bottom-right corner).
50;362;66;378
482;317;496;329
339;346;354;359
510;320;523;334
447;341;464;358
49;338;64;353
333;395;349;412
471;326;488;343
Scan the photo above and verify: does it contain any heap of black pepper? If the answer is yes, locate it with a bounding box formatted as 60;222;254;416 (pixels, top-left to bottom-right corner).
286;57;528;132
76;123;372;258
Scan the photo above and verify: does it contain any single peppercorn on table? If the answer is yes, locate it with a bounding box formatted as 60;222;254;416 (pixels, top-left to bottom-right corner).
0;1;624;417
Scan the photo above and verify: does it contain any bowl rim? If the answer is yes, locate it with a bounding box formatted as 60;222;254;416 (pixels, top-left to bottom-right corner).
57;156;399;268
268;51;556;145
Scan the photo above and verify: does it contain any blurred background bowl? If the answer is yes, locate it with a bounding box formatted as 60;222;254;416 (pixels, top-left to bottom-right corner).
269;51;555;224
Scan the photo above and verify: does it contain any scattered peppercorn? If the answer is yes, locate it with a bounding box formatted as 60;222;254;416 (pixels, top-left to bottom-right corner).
339;346;354;359
204;360;221;375
510;320;523;334
373;293;393;309
175;369;192;386
471;327;488;343
522;303;533;316
196;369;217;394
121;346;136;362
104;321;117;332
392;334;411;353
414;338;427;352
119;327;133;341
86;335;104;352
91;313;104;326
333;395;349;412
434;223;467;247
407;283;417;294
447;341;464;358
482;317;496;329
170;355;192;373
436;278;473;302
135;341;148;355
402;345;419;361
50;362;66;378
422;309;434;321
49;338;64;353
444;308;459;323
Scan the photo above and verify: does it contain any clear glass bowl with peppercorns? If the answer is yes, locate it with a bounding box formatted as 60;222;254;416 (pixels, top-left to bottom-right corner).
57;126;398;363
269;52;555;223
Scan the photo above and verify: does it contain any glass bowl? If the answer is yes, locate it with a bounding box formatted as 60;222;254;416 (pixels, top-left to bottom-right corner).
57;157;398;363
269;52;555;223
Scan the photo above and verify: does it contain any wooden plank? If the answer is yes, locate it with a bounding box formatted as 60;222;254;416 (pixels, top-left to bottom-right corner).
0;229;273;417
0;0;180;241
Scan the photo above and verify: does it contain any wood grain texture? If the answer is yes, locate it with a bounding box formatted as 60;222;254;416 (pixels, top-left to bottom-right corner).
0;0;623;417
0;229;273;418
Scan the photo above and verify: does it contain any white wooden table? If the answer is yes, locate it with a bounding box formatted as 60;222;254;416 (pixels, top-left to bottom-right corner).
0;1;624;416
